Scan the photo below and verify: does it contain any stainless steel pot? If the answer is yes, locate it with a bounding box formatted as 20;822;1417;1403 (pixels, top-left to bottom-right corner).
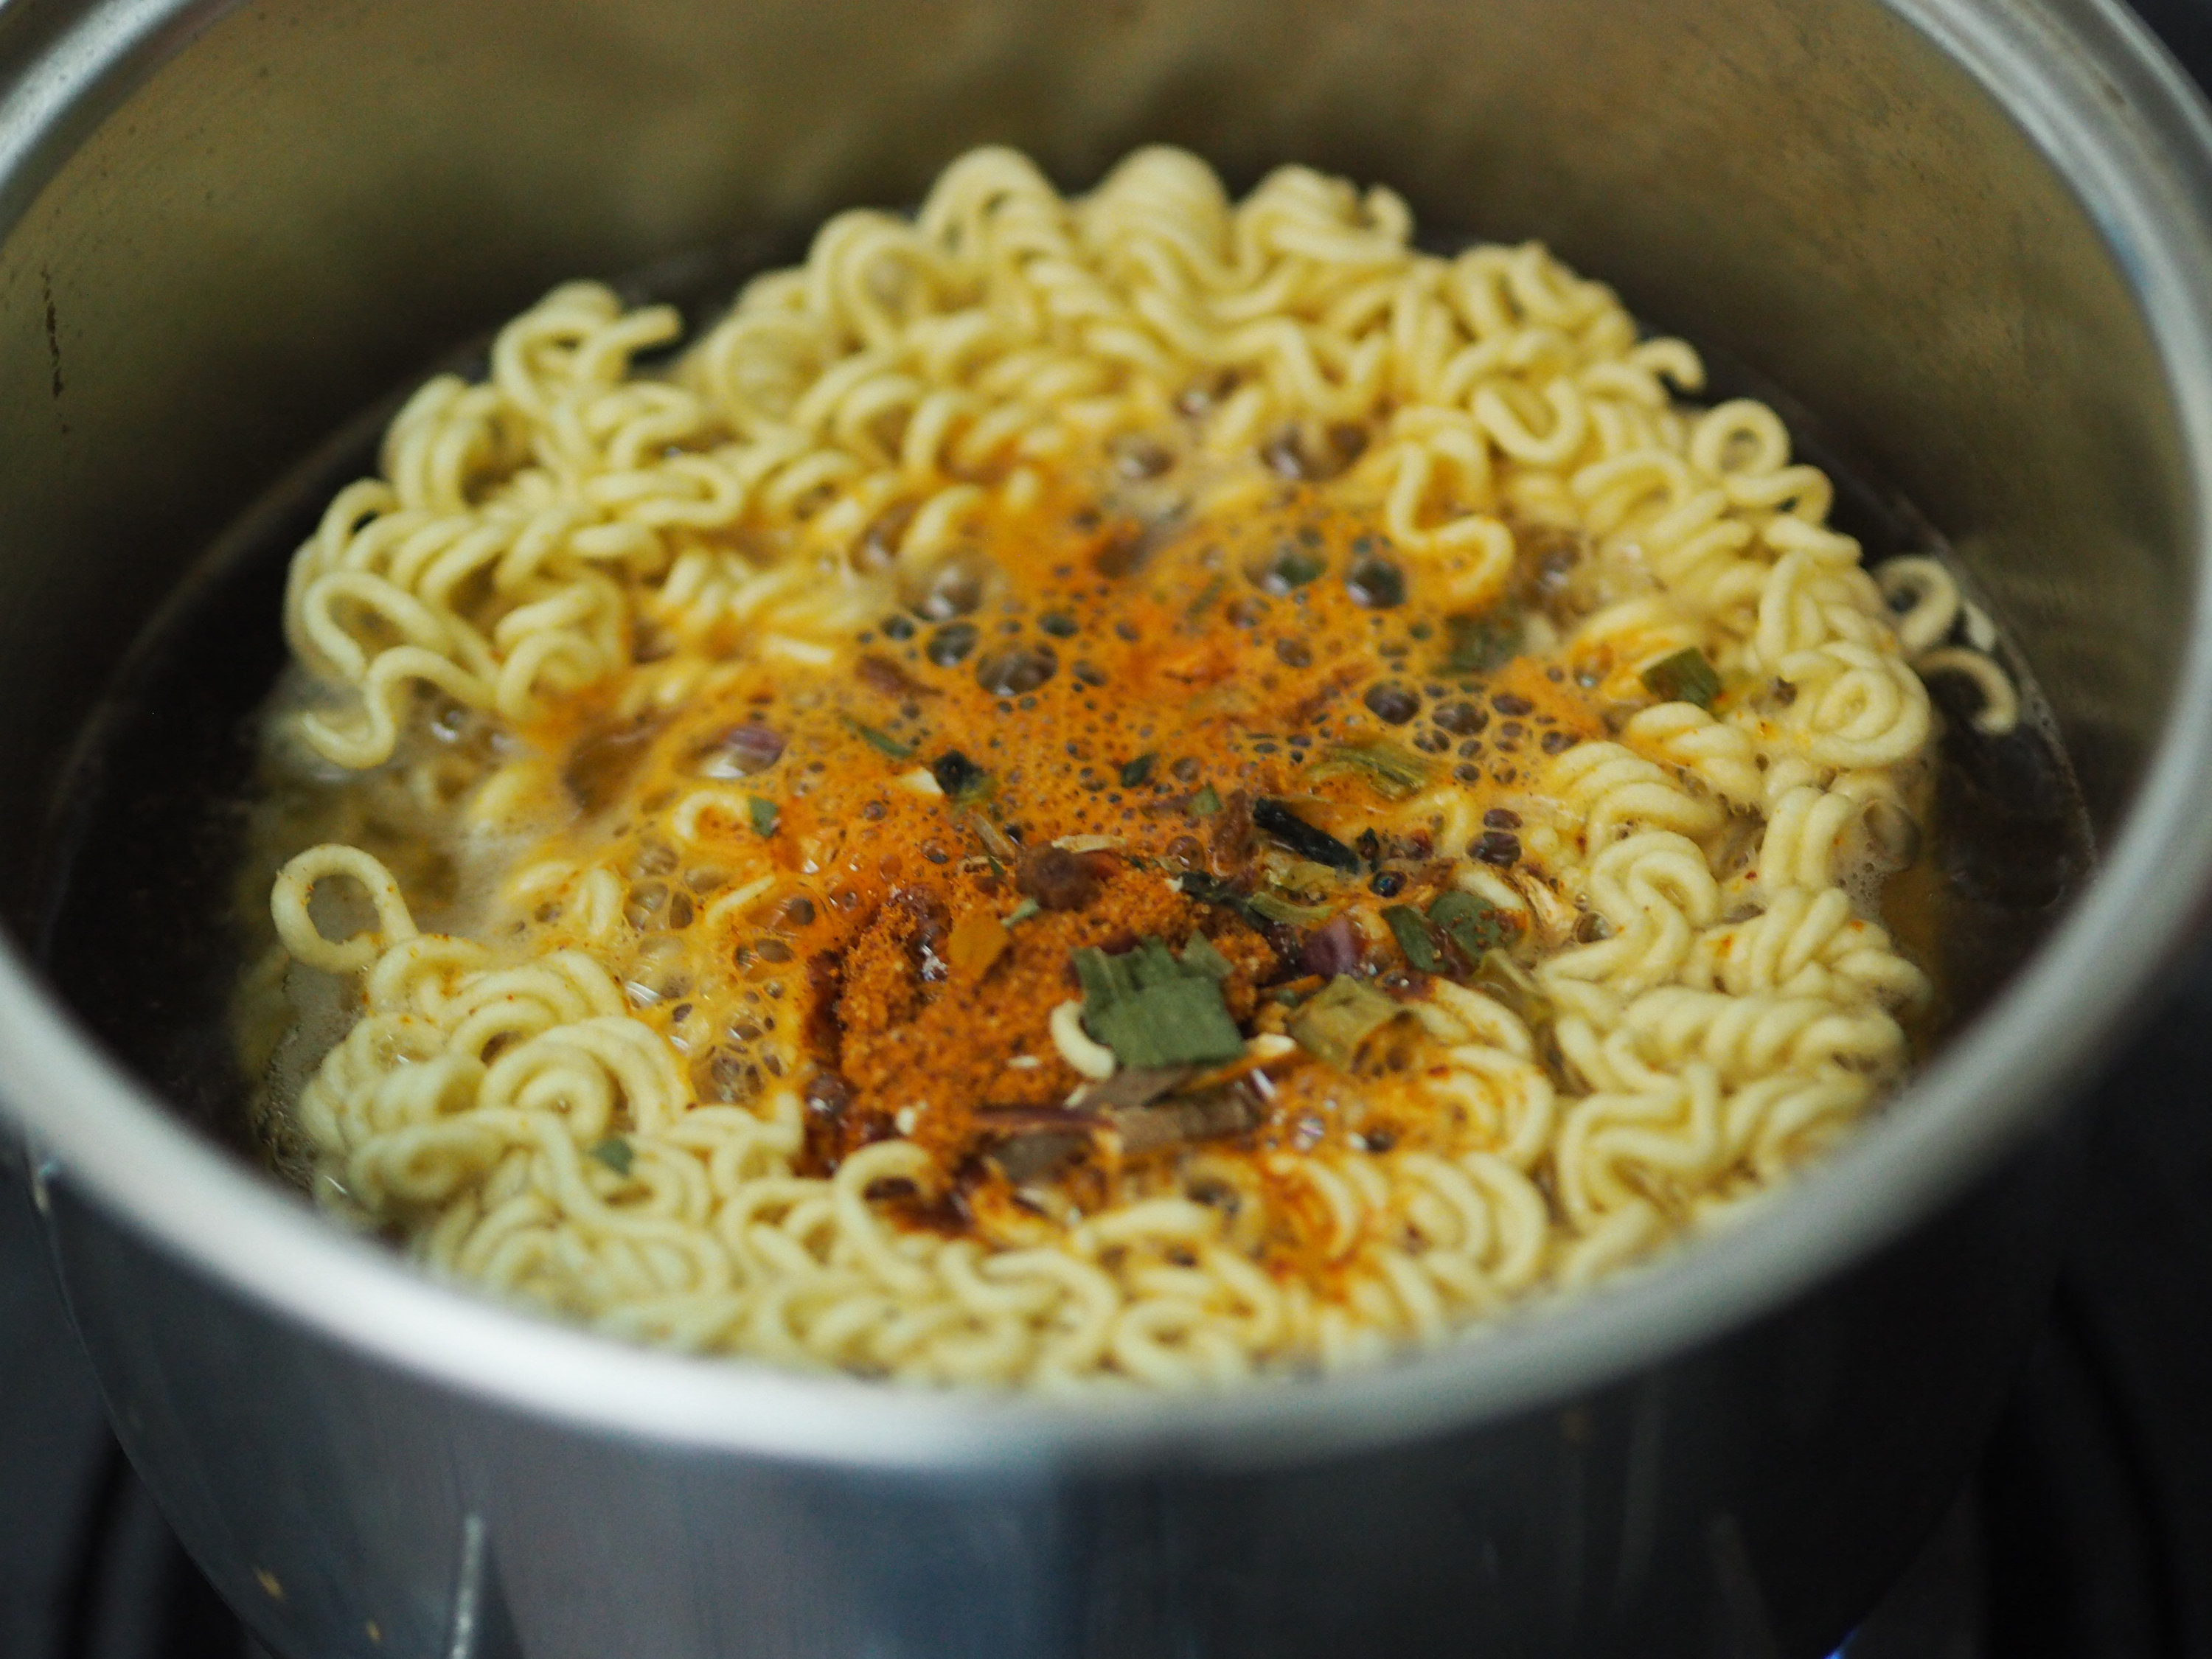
4;2;2211;1655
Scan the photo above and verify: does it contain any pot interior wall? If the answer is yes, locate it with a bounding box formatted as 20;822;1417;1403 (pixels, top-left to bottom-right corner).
0;0;2185;1002
0;8;2196;1656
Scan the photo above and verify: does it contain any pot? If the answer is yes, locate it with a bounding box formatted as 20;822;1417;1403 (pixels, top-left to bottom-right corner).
4;2;2212;1655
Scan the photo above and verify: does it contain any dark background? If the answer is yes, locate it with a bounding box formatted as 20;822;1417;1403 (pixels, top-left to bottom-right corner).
7;4;2212;1657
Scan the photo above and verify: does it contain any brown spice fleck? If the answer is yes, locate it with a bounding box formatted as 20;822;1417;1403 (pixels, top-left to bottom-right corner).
1017;845;1111;911
1473;830;1523;866
1211;788;1255;868
856;652;940;700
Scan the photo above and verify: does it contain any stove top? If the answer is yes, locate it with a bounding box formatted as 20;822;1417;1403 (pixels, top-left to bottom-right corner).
10;4;2212;1655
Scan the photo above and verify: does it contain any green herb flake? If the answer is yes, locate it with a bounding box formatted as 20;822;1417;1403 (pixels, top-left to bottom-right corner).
1119;752;1158;789
1247;890;1335;925
1306;740;1436;801
1287;974;1403;1070
1191;783;1222;816
841;714;917;759
1640;647;1722;709
747;796;779;838
1074;946;1125;1006
588;1135;635;1177
1428;890;1509;960
1004;897;1042;927
1074;936;1249;1069
1381;905;1441;973
1185;572;1228;622
1180;932;1233;981
1441;611;1521;675
1128;938;1186;988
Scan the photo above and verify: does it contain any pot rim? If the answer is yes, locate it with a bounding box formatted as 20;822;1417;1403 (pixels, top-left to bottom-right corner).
4;0;2210;1475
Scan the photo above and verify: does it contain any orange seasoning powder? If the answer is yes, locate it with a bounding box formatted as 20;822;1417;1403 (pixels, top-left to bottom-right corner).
504;462;1613;1284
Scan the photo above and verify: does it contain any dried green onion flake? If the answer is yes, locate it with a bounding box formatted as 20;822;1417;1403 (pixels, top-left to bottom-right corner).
1440;612;1520;675
1076;936;1247;1069
1428;889;1508;959
1287;974;1403;1070
842;714;918;759
1307;740;1435;801
1641;647;1722;709
1381;905;1440;972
